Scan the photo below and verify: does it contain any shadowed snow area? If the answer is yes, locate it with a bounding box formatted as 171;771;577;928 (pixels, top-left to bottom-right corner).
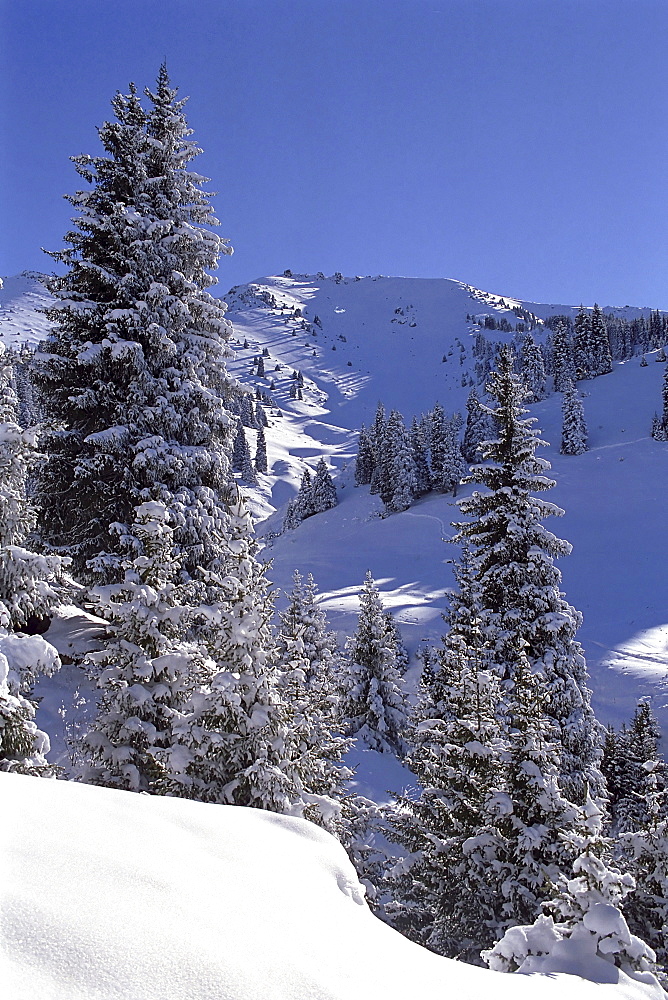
1;772;662;1000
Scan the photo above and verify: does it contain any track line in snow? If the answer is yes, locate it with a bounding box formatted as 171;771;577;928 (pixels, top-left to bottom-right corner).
400;509;456;542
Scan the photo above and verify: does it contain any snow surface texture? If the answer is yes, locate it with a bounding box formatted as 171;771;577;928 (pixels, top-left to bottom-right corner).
1;771;662;1000
0;273;53;350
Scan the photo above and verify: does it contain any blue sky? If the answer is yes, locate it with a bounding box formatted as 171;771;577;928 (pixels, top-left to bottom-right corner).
2;0;667;308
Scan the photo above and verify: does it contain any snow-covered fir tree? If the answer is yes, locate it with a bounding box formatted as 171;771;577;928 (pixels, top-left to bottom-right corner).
485;802;658;983
0;356;66;628
275;570;352;837
574;307;593;379
162;496;299;811
427;402;447;490
590;303;613;377
254;423;268;474
410;415;431;496
561;379;588;455
166;497;350;832
342;572;406;755
387;628;508;963
621;757;668;977
0;349;63;777
368;402;386;496
552;320;576;392
310;458;338;514
520;333;547;401
441;413;467;496
255;400;268;428
462;386;494;464
454;346;605;806
276;570;341;694
239;392;256;428
0;614;62;777
81;501;202;792
283;469;314;530
232;419;257;483
602;702;664;835
383;410;416;512
651;366;668;440
35;67;236;585
494;646;586;933
354;424;375;486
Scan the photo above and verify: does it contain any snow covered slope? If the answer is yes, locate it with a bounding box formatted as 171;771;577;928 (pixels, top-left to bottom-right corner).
2;270;668;750
1;771;662;1000
0;272;53;350
222;273;668;744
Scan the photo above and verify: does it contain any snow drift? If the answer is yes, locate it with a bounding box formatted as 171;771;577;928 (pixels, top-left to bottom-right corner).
1;772;662;1000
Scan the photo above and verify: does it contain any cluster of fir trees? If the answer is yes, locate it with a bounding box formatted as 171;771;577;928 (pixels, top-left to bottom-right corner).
601;702;668;971
546;307;668;365
0;346;66;776
283;458;337;529
489;331;590;458
6;68;361;844
355;335;591;523
651;364;668;441
375;348;663;982
231;411;267;484
355;402;468;513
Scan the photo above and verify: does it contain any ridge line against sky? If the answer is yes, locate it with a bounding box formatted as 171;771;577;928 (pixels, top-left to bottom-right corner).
1;0;667;309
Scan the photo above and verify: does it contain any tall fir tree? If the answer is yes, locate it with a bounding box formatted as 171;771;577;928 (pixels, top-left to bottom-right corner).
369;402;386;496
342;572;406;755
552;320;577;392
590;303;613;377
387;629;508;963
0;341;63;777
410;415;431;496
232;419;256;483
454;346;604;806
441;414;467;496
275;570;352;837
494;646;585;933
254;423;268;474
574;307;593;379
621;758;668;977
520;333;547;401
0;623;61;776
283;469;314;530
561;380;588;455
383;410;416;512
462;386;494;464
652;366;668;440
35;67;236;585
310;458;338;514
277;570;340;693
603;703;664;834
354;424;375;486
428;402;447;490
167;497;349;830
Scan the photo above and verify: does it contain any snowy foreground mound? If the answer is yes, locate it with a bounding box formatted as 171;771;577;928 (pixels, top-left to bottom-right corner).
1;774;662;1000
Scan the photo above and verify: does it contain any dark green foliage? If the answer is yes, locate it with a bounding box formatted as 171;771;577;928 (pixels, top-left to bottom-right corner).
35;67;235;584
